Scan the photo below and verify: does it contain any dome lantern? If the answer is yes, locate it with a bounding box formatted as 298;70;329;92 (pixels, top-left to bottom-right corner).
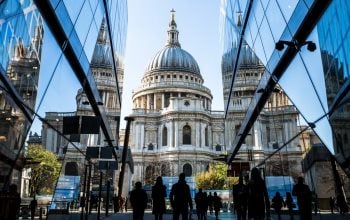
166;9;180;48
145;10;201;76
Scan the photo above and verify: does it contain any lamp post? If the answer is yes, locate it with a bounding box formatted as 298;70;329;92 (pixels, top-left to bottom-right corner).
142;146;146;185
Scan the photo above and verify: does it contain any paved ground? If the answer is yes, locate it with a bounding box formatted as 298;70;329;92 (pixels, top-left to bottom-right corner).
38;210;350;220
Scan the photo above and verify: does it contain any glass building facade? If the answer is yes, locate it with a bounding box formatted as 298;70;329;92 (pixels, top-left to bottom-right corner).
0;0;127;214
221;0;350;207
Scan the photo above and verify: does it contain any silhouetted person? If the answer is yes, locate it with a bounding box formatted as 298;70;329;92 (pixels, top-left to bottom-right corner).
202;192;208;220
152;176;167;220
232;175;248;220
125;196;128;212
272;192;285;220
30;198;37;220
213;192;222;220
169;173;193;220
336;192;349;214
207;192;213;214
89;193;97;213
292;177;312;220
247;168;270;220
195;188;206;220
113;194;119;213
6;184;21;220
329;196;335;214
312;192;318;215
130;182;148;220
118;196;124;213
285;192;295;220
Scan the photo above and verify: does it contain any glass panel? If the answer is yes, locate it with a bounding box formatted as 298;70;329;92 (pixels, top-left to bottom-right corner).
266;0;286;41
276;0;299;22
253;34;268;65
254;0;265;29
55;1;74;37
314;117;334;154
299;30;328;115
279;55;324;123
285;1;308;35
75;1;93;45
316;0;350;163
248;2;259;46
35;22;62;111
93;0;104;31
279;55;334;154
259;16;275;61
260;0;271;10
63;0;84;23
89;0;99;12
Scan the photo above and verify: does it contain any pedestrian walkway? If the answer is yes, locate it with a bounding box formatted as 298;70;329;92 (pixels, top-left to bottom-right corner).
31;210;350;220
103;211;350;220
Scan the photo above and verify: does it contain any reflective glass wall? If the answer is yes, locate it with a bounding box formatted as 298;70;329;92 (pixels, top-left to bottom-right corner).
317;0;350;173
221;0;350;204
0;0;127;215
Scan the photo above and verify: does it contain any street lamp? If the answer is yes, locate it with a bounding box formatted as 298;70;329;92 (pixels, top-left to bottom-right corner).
275;40;316;52
141;146;146;184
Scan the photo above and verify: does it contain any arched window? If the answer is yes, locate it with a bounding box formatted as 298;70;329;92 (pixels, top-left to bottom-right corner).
162;127;168;146
183;125;191;145
65;162;78;176
145;166;153;184
205;127;209;146
183;163;192;176
161;164;169;176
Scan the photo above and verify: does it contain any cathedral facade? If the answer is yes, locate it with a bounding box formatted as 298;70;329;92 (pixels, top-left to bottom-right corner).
128;11;303;187
129;11;223;185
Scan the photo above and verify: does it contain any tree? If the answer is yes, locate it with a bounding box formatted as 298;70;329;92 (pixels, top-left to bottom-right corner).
26;145;61;196
195;163;238;190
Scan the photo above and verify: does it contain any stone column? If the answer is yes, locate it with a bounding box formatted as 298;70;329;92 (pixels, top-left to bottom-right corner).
169;120;173;148
153;93;157;110
147;94;151;109
196;121;200;147
140;123;145;150
162;94;165;109
174;121;178;148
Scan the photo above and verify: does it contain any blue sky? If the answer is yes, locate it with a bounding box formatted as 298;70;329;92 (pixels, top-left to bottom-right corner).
29;0;224;133
120;0;224;126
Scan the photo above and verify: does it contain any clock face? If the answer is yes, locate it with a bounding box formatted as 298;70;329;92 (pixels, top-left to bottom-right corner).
184;100;190;106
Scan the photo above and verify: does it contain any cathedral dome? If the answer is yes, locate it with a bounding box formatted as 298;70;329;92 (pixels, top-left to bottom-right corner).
221;41;262;73
145;9;201;76
91;20;112;67
146;47;200;75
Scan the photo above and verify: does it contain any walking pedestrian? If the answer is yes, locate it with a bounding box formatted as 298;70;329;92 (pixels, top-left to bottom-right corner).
202;192;208;220
113;194;118;213
130;182;148;220
169;173;193;220
195;188;206;220
152;176;167;220
5;184;21;220
207;192;213;215
292;177;312;220
285;192;295;220
271;192;285;220
247;168;270;220
232;175;248;220
213;192;222;220
30;198;38;220
329;196;335;214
